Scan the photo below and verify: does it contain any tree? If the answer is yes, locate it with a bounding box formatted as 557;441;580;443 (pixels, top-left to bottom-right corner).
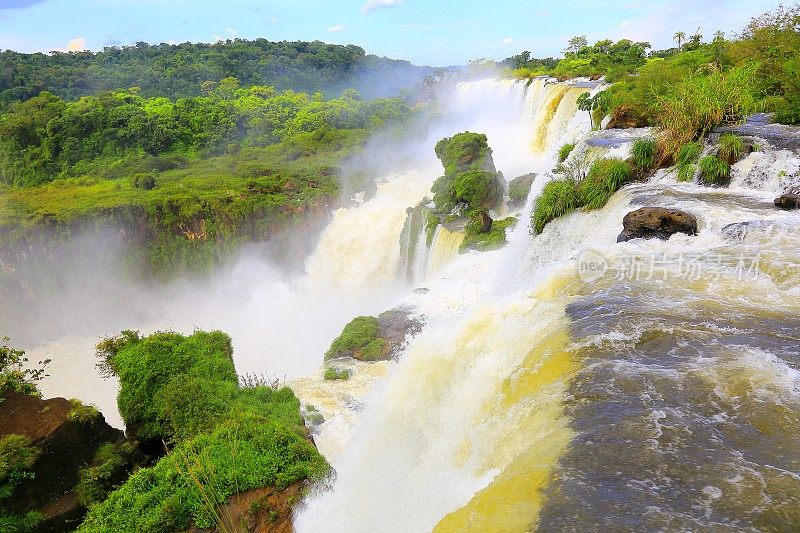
1;338;49;398
577;92;594;129
565;36;589;54
673;31;686;49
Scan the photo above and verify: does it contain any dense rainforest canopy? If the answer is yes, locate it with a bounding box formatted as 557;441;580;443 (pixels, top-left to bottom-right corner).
0;38;432;106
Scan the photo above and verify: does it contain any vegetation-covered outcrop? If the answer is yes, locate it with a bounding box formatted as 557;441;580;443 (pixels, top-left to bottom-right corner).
0;39;432;107
82;330;327;532
325;308;422;362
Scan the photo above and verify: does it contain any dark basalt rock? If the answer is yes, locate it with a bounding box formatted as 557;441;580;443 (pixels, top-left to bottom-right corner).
617;207;698;242
775;193;800;209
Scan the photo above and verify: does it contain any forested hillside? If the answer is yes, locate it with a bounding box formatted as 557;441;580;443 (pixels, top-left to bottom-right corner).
0;39;433;106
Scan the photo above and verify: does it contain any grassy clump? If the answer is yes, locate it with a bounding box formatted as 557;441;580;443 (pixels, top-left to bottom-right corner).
675;141;702;182
532;179;582;234
76;442;137;507
698;155;731;185
325;316;386;361
718;133;744;164
460;217;517;252
81;330;327;532
322;368;350;381
631;138;656;172
558;143;576;163
68;399;102;425
579;158;632;209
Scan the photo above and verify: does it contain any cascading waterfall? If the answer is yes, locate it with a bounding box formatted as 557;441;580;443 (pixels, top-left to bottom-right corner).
296;78;800;532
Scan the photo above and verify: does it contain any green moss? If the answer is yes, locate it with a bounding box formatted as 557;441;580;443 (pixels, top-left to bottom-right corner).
631;138;656;172
698;155;731;185
558;143;576;163
532;179;582;234
425;212;440;246
434;132;491;175
68;399;102;425
508;175;534;204
322;368;350;381
460;217;517;252
718;133;744;164
325;316;386;361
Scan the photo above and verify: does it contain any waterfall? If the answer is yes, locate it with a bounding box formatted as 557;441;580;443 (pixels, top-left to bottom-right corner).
425;226;465;276
296;79;800;531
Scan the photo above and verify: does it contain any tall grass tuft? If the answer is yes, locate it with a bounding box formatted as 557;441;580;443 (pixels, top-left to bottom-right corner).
717;133;744;164
532;179;582;233
558;143;576;163
579;158;632;209
631;138;656;172
698;155;731;184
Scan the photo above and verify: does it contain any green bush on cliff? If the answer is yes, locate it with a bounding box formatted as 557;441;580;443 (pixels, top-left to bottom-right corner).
460;216;517;252
0;433;43;532
0;338;49;401
434;132;491;174
75;442;137;507
452;170;502;212
325;316;386;361
81;330;328;532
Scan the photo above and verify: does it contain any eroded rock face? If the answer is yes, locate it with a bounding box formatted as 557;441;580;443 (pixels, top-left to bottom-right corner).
617;207;698;242
376;306;424;359
0;392;126;532
775;193;800;209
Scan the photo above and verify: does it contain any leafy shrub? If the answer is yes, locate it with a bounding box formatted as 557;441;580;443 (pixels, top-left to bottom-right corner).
558;143;576;163
131;173;156;190
774;95;800;125
0;338;49;400
631;138;656;172
325;316;386;361
97;330;238;442
579;158;632;209
76;442;137;507
452;170;501;212
698;155;731;184
323;368;350;381
68;399;102;425
717;133;744;164
80;330;328;532
532;179;582;233
0;435;39;502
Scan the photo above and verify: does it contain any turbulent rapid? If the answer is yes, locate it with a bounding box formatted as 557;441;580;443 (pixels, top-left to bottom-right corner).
294;78;800;532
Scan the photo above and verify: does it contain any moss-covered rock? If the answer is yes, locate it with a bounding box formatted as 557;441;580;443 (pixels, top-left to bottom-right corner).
434;132;496;175
508;173;535;210
325;307;423;362
460;216;517;252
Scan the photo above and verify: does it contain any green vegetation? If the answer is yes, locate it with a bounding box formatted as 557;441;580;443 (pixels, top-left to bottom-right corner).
431;132;503;216
532;179;581;234
76;442;137;507
323;368;351;381
0;39;430;107
718;133;744;164
533;158;633;232
558;143;576;163
631;138;656;173
325;316;386;361
0;434;41;532
578;158;632;209
460;217;517;252
0;338;49;400
698;155;731;185
82;330;326;532
68;399;102;425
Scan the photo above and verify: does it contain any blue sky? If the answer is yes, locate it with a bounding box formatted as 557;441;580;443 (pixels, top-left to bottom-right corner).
0;0;783;66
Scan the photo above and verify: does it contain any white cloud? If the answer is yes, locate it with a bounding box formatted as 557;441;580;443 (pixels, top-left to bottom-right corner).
502;37;513;45
225;27;237;36
621;20;632;28
66;38;86;51
361;0;403;15
328;24;345;33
